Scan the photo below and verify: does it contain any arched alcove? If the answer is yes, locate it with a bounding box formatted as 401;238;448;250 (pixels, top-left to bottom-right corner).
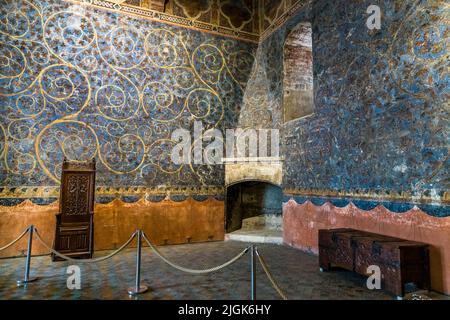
225;180;282;233
283;22;314;122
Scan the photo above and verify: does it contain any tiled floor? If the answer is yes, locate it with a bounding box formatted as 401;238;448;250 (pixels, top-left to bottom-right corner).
0;241;443;300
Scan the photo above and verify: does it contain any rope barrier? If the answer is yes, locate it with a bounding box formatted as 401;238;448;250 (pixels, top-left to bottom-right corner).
141;232;250;274
0;226;30;252
2;225;288;300
34;228;137;263
255;247;288;300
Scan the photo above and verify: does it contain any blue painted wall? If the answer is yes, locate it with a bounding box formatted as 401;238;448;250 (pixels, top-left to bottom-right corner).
256;0;449;216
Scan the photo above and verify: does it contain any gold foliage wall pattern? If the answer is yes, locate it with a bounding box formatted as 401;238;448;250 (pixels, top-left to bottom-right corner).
0;0;256;201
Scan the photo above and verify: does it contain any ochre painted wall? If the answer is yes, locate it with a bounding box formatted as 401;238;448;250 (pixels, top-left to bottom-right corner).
249;0;449;215
0;198;224;258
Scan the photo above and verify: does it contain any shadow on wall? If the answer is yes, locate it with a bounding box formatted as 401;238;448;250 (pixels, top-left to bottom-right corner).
226;181;282;233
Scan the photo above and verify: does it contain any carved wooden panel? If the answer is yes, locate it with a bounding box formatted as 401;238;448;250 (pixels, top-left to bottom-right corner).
64;174;90;216
53;158;96;261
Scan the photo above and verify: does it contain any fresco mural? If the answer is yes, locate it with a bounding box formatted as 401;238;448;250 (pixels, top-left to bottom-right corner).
250;0;449;216
0;0;256;203
0;0;448;217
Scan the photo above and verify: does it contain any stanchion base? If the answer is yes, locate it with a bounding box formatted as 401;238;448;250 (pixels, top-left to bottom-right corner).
127;285;148;295
17;277;38;286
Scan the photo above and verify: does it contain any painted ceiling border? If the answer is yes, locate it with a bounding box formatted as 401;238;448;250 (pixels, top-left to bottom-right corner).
64;0;260;43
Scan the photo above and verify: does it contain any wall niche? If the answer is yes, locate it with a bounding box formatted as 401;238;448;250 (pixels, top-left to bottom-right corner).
283;22;314;122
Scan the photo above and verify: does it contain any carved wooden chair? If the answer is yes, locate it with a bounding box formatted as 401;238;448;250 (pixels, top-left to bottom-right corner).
52;158;96;261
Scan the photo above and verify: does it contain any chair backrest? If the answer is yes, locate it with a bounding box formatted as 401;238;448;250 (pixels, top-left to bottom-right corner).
59;157;96;224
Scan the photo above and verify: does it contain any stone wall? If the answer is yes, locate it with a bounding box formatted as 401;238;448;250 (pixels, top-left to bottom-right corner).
264;0;450;294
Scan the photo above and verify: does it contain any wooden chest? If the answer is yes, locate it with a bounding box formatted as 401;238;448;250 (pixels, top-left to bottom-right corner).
319;229;430;298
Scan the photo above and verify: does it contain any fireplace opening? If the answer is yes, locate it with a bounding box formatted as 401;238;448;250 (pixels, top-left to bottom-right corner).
225;181;282;234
